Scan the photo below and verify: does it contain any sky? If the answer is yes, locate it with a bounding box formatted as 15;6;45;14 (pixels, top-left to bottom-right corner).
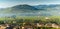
0;0;60;8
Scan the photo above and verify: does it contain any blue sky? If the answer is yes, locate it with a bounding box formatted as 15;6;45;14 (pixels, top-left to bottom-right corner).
0;0;60;8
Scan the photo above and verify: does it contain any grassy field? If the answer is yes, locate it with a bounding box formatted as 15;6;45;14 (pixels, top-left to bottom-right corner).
0;16;60;23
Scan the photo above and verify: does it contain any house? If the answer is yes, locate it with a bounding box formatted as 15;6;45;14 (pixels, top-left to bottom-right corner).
52;23;59;28
37;23;45;27
0;25;6;29
45;23;52;27
24;26;33;29
22;26;25;29
45;23;59;28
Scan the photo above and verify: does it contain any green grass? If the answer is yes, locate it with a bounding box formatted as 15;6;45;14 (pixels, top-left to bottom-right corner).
0;16;60;24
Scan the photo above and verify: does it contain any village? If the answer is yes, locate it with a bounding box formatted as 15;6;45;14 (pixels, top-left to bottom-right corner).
0;22;59;29
0;16;59;29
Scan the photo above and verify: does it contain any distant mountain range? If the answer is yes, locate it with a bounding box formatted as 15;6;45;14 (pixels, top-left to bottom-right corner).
0;4;60;17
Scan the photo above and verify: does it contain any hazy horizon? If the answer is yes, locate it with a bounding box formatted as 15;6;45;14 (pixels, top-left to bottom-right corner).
0;0;60;8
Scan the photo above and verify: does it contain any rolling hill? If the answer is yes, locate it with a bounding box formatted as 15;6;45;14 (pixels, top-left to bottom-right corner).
0;4;60;17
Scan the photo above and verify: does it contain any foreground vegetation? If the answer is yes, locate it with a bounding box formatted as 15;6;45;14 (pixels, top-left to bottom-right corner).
0;16;60;29
0;16;60;24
